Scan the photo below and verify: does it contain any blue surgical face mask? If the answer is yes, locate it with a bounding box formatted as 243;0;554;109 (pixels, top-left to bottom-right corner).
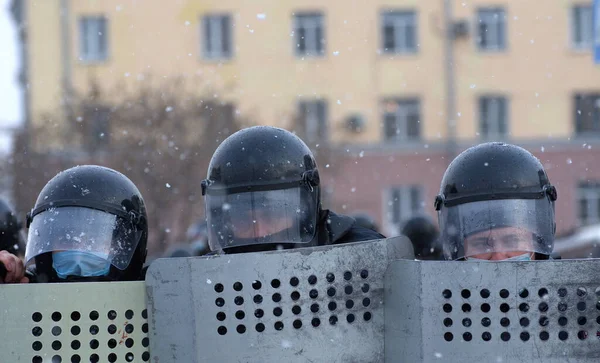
52;251;111;279
467;253;533;262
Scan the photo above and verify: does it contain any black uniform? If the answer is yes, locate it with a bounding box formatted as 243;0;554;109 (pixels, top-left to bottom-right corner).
435;142;557;261
201;126;385;254
0;199;25;257
401;215;442;260
24;165;148;283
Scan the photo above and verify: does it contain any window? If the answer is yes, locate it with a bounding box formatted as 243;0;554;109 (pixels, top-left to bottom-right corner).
294;13;325;57
79;17;108;62
298;100;328;142
578;183;600;225
386;186;423;235
382;99;420;141
84;105;110;148
571;5;593;49
476;8;506;51
574;93;600;134
202;14;232;60
381;10;417;54
478;96;508;138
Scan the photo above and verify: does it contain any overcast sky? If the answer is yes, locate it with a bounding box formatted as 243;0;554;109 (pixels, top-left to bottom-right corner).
0;0;21;153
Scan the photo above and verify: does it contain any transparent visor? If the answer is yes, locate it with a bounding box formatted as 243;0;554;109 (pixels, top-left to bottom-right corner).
25;207;143;270
206;187;318;251
439;199;554;260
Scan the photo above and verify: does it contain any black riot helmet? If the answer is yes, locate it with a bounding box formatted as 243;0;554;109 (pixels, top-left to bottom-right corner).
435;142;557;261
25;165;148;282
0;199;25;257
201;126;321;252
401;215;442;260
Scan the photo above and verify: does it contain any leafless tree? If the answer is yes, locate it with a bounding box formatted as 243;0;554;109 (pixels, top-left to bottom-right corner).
12;79;244;256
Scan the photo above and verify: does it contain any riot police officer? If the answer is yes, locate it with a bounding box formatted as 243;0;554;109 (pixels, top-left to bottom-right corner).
401;215;442;260
201;126;385;254
434;142;557;261
0;165;148;283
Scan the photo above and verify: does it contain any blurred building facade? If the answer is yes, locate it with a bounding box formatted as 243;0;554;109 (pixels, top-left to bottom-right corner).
12;0;600;240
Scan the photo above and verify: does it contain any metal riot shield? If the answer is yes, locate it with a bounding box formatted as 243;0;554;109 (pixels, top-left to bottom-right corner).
385;259;600;363
0;281;149;362
146;237;413;363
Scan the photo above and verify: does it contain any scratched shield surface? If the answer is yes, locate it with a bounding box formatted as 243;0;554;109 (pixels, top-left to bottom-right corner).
386;259;600;363
146;237;413;363
0;281;149;363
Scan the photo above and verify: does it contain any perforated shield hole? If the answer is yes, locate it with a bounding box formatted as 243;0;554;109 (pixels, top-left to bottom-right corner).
520;331;530;341
462;304;471;313
462;318;471;327
539;316;549;327
329;316;338;325
540;331;549;341
558;331;568;341
539;302;549;313
499;289;509;299
461;289;471;299
519;288;529;298
252;280;262;290
520;317;530;327
443;289;452;299
482;332;492;341
481;317;491;327
519;303;529;313
578;330;588;340
463;332;472;341
290;277;299;287
326;272;335;283
481;303;491;313
558;302;568;312
443;318;453;327
558;316;568;326
476;289;488;299
558;287;568;297
577;287;587;297
233;282;243;291
308;275;318;285
253;294;263;304
444;332;453;341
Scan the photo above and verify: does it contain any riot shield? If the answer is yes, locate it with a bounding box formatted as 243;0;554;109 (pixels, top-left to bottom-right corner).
146;237;413;362
385;259;600;363
0;281;148;362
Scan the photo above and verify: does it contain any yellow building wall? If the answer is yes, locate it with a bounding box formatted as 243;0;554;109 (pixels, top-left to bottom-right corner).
25;0;600;146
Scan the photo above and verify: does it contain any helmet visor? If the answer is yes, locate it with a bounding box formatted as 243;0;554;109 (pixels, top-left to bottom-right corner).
25;207;143;270
206;187;318;251
439;199;554;260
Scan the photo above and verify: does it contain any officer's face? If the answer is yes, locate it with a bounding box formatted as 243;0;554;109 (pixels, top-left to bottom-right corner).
464;227;536;261
233;209;293;239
